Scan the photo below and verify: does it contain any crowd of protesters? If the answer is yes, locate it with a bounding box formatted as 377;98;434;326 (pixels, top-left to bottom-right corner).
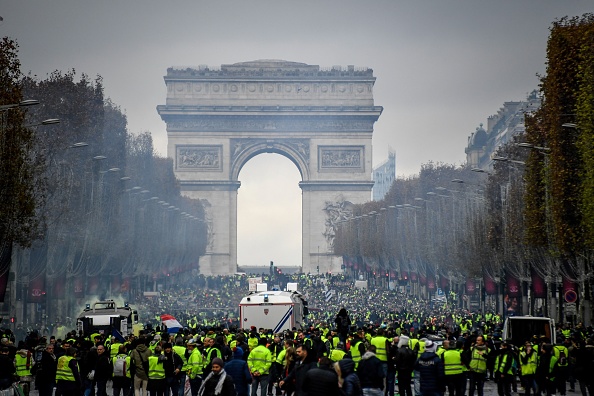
1;273;594;396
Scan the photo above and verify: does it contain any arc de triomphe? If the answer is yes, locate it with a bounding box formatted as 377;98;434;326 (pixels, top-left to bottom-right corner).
157;60;382;275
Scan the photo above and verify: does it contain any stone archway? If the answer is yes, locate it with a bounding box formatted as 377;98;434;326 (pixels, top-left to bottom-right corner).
157;60;382;275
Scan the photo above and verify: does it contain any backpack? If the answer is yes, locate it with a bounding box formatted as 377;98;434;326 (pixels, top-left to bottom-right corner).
556;347;568;367
113;355;127;377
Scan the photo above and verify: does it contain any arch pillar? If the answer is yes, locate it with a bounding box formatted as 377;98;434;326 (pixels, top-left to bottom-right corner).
180;180;240;275
300;181;375;274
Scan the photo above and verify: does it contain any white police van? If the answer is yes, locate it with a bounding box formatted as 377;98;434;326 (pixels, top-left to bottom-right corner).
239;290;308;333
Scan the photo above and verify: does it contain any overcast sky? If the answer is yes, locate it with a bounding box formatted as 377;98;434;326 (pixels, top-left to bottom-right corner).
3;1;592;269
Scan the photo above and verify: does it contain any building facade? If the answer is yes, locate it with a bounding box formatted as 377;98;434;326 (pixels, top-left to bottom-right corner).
372;150;395;201
465;90;541;170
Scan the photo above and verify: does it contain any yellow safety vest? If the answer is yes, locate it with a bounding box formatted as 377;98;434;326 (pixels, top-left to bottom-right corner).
519;351;537;376
110;342;123;361
148;356;166;379
469;347;490;374
442;349;464;375
351;341;363;369
56;356;76;381
15;353;32;377
329;349;346;362
247;345;272;375
188;348;203;379
173;345;189;371
371;336;389;362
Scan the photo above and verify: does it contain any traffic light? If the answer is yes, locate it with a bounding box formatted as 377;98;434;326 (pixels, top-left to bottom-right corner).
10;317;15;323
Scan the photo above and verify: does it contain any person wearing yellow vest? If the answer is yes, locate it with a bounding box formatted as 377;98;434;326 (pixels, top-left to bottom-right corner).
203;337;222;377
186;339;204;396
350;331;367;371
147;345;167;396
536;344;558;396
248;338;273;396
442;340;465;396
370;328;390;394
329;342;347;362
55;347;82;396
553;343;570;396
110;338;123;362
112;344;132;396
468;336;491;396
173;338;189;396
519;341;538;396
494;341;514;396
15;345;34;396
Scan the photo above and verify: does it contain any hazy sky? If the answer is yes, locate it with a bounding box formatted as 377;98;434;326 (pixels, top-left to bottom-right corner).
3;1;592;269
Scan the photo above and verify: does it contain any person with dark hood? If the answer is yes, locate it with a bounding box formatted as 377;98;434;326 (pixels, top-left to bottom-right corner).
536;343;558;396
357;345;385;396
223;347;251;396
83;344;99;396
302;356;340;396
335;308;352;343
335;358;361;396
35;343;58;396
0;346;15;390
197;357;235;396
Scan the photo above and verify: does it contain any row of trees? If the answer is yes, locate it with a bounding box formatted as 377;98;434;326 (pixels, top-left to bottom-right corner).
0;38;208;321
334;15;594;322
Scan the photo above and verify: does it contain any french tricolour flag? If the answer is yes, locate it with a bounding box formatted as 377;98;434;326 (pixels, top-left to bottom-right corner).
160;314;182;334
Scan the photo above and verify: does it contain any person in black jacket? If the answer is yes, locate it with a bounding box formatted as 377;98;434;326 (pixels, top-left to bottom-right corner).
279;345;316;396
357;345;385;396
224;348;252;396
335;308;352;343
163;343;184;396
34;343;58;396
0;346;15;390
94;344;112;396
302;357;340;396
336;358;361;396
394;336;416;396
413;340;445;396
